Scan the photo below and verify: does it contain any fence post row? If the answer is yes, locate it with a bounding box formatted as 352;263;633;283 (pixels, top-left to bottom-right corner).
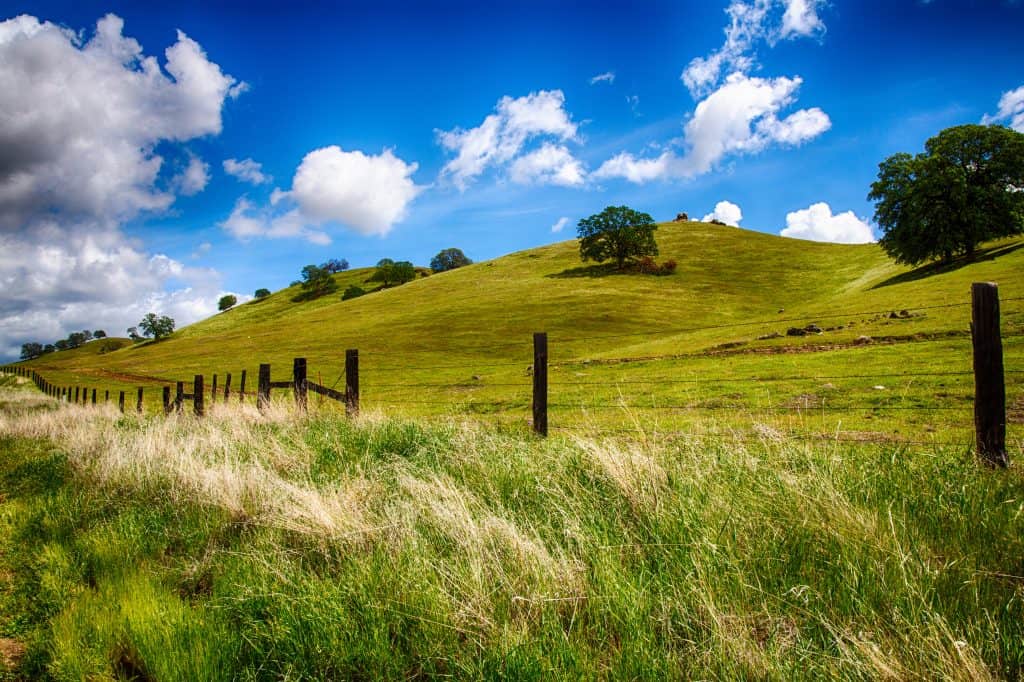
294;358;307;412
532;332;548;437
257;364;270;412
345;349;359;417
971;282;1008;467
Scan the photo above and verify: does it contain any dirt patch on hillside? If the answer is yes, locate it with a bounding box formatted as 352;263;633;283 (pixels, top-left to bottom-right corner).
0;637;25;670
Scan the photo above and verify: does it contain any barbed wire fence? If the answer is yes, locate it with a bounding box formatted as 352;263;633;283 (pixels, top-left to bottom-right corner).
3;284;1020;465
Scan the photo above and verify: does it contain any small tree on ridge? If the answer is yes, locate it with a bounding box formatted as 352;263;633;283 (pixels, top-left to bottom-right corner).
577;205;659;270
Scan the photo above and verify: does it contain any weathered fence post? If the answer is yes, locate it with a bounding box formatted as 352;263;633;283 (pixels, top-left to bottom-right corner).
532;332;548;437
211;374;218;401
194;375;204;417
163;386;171;414
175;382;184;413
257;364;270;412
136;387;144;414
345;349;359;417
224;373;232;403
294;358;307;413
74;387;80;403
105;390;109;403
118;391;125;413
239;370;247;403
91;388;97;405
971;282;1007;467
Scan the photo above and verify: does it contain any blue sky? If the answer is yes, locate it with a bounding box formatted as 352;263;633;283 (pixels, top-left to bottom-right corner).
1;0;1022;359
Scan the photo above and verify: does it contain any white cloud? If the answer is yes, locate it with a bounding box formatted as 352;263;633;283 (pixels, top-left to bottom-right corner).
593;151;673;183
595;73;830;182
551;216;570;233
175;154;210;196
190;241;212;259
702;200;743;226
982;85;1024;132
509;143;586;187
780;202;875;243
590;71;615;85
682;0;826;97
223;157;271;185
220;197;331;246
0;14;243;360
291;146;423;236
0;14;244;226
437;90;579;190
780;0;826;39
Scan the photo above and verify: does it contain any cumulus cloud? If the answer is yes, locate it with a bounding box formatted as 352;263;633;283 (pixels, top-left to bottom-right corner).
594;73;830;182
290;146;423;236
223;157;271;185
509;143;586;187
702;200;743;226
0;13;244;227
780;202;875;243
175;154;210;196
551;216;570;233
682;0;826;97
590;71;615;85
982;85;1024;132
436;90;579;190
0;14;244;360
221;145;423;243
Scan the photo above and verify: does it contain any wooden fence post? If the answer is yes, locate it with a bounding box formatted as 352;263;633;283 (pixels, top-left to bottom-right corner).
294;358;307;412
345;349;359;417
211;374;218;401
532;332;548;437
136;387;144;414
163;386;171;414
257;364;270;412
91;388;97;405
224;373;232;403
194;375;204;417
239;370;247;403
118;391;125;413
74;387;79;403
105;390;109;403
971;282;1007;467
175;382;184;413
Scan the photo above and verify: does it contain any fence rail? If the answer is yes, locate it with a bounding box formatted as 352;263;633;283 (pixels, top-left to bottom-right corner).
2;283;1019;466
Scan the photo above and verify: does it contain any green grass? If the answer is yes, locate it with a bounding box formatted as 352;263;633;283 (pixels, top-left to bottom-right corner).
10;222;1022;446
0;393;1022;679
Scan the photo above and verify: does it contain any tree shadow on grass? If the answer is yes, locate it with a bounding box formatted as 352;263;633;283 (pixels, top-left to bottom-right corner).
870;242;1024;290
545;263;629;279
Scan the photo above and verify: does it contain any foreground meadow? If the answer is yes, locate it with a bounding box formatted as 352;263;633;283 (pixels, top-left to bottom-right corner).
0;375;1022;680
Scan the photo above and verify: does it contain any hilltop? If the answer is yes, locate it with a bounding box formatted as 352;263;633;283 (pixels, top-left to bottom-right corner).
12;221;1024;437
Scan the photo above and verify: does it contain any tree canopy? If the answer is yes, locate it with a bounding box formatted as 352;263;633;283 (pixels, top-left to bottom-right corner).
868;124;1024;265
137;313;175;340
218;294;237;312
292;264;338;301
254;288;271;299
577;206;659;269
369;260;416;287
430;248;472;272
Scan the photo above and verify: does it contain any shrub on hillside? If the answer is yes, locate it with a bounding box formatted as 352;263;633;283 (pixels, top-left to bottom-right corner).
636;256;677;276
254;288;271;299
292;265;338;302
342;285;367;301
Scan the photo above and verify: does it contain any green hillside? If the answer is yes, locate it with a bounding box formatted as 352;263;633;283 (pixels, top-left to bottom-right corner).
12;221;1024;440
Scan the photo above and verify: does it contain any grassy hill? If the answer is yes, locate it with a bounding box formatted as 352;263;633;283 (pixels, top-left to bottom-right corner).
11;221;1024;441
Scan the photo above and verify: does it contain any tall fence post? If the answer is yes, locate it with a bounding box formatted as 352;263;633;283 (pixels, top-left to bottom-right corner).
294;358;307;413
136;387;144;414
532;332;548;436
971;282;1007;467
194;375;204;417
91;388;97;405
175;382;184;413
224;373;232;403
74;387;79;403
118;391;125;413
345;349;359;417
239;370;247;403
163;386;171;414
211;374;218;401
257;364;270;412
